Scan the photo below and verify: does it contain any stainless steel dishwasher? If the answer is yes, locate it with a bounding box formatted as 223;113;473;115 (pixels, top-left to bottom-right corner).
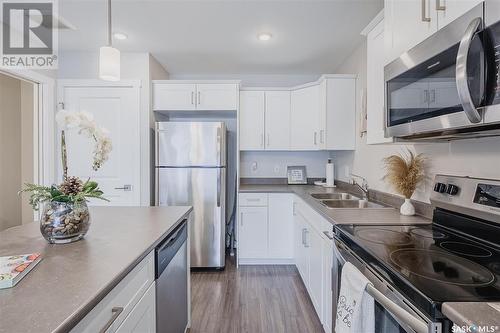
155;219;188;333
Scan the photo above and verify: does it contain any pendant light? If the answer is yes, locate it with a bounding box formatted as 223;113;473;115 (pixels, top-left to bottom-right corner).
99;0;120;81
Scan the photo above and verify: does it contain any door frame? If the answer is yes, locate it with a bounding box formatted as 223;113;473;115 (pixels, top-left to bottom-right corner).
57;79;142;205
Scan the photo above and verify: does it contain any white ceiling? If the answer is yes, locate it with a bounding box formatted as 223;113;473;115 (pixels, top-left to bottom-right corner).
59;0;383;75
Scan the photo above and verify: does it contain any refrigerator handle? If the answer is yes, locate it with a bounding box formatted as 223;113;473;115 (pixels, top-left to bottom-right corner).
217;168;221;207
217;126;221;166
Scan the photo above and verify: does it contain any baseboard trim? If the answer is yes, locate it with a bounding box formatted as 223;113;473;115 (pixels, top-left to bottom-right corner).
238;258;295;265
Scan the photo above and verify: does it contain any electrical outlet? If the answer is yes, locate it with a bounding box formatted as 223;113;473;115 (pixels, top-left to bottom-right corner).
251;161;258;172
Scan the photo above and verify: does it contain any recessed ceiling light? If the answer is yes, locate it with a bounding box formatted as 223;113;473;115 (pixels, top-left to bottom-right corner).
113;32;128;40
257;33;272;41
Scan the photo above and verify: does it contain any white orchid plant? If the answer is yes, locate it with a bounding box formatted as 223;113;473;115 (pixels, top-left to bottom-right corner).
20;110;112;210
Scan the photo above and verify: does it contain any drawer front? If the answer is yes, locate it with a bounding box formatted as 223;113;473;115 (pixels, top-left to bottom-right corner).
239;193;268;206
71;251;155;333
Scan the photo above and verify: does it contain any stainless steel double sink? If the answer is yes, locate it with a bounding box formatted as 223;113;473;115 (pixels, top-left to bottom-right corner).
309;192;389;209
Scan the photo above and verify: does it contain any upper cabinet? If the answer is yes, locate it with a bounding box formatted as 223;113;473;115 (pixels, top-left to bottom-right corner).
291;85;320;150
384;0;483;64
153;81;239;111
366;18;393;144
240;91;266;150
265;91;292;150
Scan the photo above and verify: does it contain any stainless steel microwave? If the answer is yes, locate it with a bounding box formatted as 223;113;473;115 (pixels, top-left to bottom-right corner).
384;2;500;141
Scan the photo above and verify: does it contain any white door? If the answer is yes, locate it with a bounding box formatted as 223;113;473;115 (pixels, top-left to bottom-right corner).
385;0;438;63
238;206;268;259
153;83;196;111
239;91;265;150
367;20;393;144
59;82;141;206
196;84;238;110
309;227;323;319
116;282;156;333
437;0;483;29
291;85;319;150
265;91;291;150
268;193;293;259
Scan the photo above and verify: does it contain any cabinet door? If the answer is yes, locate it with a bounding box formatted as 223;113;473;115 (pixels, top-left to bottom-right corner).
196;84;238;110
294;210;309;285
367;20;393;144
153;83;196;111
116;282;156;333
437;0;483;29
268;193;294;259
239;91;265;150
322;238;333;333
265;91;291;150
291;85;320;150
239;206;268;259
385;0;438;64
324;78;356;150
308;228;323;319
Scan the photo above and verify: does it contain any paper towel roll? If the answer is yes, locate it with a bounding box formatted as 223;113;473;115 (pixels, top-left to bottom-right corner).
326;159;335;187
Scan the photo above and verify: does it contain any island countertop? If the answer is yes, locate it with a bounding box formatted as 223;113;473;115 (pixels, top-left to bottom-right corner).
0;206;192;333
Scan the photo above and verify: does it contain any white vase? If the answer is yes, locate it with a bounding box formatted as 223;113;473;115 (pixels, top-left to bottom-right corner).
400;199;415;216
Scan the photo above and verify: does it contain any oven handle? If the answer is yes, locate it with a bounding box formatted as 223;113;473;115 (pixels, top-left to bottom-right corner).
333;237;434;333
456;16;483;124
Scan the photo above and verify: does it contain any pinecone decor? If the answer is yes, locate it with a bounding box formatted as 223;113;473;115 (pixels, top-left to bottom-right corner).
59;176;84;195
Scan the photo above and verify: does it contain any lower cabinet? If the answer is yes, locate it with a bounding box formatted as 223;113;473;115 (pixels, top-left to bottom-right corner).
116;282;156;333
238;193;294;264
322;235;334;333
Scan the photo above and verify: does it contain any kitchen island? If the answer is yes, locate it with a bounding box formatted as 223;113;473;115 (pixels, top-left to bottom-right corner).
0;206;192;333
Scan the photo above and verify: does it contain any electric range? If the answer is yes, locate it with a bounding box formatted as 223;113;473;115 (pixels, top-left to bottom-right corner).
333;175;500;332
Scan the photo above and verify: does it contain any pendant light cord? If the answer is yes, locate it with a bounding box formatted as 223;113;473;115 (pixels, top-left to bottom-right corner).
107;0;112;46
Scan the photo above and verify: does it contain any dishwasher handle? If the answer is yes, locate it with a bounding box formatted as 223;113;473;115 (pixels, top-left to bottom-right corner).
156;220;188;278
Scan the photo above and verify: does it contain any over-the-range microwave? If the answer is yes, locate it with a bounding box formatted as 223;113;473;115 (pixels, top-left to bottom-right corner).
384;2;500;141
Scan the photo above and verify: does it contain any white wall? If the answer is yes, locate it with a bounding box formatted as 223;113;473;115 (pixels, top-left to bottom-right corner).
331;41;500;203
240;151;330;179
58;51;169;205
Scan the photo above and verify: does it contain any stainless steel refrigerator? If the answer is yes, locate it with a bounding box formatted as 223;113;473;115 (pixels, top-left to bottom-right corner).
155;122;226;269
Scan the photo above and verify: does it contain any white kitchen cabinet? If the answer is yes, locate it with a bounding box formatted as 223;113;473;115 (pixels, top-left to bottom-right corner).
437;0;483;29
265;91;291;150
290;85;320;150
308;227;324;318
238;206;268;259
153;82;238;111
385;0;438;64
294;209;310;285
268;193;294;259
322;234;334;333
153;83;196;111
196;83;239;110
116;282;156;333
367;19;393;144
322;77;356;150
239;91;265;150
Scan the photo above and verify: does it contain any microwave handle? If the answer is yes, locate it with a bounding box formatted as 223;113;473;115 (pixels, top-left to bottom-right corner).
456;16;483;124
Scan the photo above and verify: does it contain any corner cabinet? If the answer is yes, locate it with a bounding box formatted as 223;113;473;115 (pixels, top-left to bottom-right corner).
153;81;239;111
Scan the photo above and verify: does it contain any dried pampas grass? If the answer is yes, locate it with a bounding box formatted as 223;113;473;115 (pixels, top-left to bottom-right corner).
383;150;425;199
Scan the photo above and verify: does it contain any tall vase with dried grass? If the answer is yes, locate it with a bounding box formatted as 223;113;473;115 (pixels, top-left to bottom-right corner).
383;150;425;216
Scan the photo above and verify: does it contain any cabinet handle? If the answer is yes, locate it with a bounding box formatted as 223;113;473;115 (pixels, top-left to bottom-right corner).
197;91;201;105
293;202;297;216
191;91;194;105
301;228;307;245
313;132;318;145
436;0;445;11
240;212;244;226
421;0;431;22
99;307;123;333
304;229;310;248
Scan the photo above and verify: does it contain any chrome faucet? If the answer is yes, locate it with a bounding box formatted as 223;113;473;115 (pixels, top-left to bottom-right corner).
349;173;369;200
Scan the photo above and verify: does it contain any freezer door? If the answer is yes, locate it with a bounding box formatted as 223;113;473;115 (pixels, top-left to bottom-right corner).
157;167;226;268
156;122;226;167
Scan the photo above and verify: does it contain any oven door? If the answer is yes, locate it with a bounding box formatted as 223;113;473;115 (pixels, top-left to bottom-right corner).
332;237;440;333
384;4;485;139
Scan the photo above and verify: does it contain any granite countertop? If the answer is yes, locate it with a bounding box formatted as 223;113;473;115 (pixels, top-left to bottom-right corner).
239;184;431;225
442;302;500;329
0;206;192;333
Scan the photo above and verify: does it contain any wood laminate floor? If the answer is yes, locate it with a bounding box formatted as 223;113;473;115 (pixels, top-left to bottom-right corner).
190;255;324;333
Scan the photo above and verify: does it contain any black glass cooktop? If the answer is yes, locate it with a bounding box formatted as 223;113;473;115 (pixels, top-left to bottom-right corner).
335;210;500;317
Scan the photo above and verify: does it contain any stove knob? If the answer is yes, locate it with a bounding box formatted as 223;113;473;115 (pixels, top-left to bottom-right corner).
434;182;447;193
446;184;459;195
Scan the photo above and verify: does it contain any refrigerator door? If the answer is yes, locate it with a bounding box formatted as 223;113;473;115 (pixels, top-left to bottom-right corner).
156;122;226;167
157;167;226;268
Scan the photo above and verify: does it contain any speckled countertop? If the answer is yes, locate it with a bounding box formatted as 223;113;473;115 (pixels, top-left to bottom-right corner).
442;302;500;329
239;184;431;225
0;206;192;333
